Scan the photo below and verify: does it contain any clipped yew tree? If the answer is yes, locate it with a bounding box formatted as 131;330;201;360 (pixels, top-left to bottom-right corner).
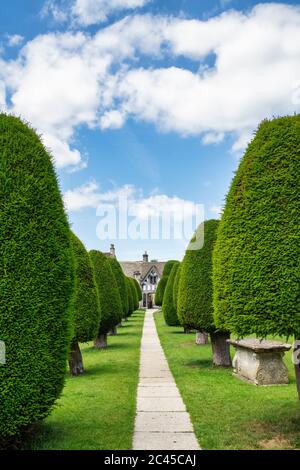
155;260;178;306
0;114;74;442
69;233;100;375
213;115;300;395
178;220;231;365
162;262;180;326
107;257;128;320
126;277;134;318
129;278;139;311
154;276;167;306
173;264;181;312
132;278;142;302
89;250;122;348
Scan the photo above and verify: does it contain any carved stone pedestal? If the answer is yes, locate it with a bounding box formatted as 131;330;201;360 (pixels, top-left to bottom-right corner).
228;339;291;386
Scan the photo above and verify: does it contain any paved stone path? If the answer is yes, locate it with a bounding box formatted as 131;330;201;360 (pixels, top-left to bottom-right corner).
133;309;200;450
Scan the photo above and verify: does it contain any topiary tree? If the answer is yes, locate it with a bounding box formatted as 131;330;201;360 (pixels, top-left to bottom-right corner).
178;220;231;364
89;250;122;348
0;114;74;443
132;277;142;302
69;233;100;376
129;278;139;311
173;264;181;313
213;115;300;396
162;260;178;276
107;257;128;321
155;275;168;306
126;277;134;318
155;260;178;307
162;262;180;326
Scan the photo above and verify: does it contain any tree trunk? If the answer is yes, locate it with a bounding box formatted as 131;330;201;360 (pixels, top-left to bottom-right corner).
68;340;84;376
94;334;107;349
293;339;300;404
195;331;209;345
108;326;117;336
184;326;193;334
210;331;232;367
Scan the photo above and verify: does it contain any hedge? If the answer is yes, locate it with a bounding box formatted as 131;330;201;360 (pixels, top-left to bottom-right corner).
107;257;128;318
155;275;168;306
178;220;219;332
71;233;100;343
162;260;178;276
0;114;74;441
126;277;134;317
162;262;180;326
129;278;139;311
173;264;181;313
89;251;122;334
213;115;300;339
132;277;142;302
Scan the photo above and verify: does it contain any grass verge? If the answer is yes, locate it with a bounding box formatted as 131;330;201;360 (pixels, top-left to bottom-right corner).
154;311;300;450
28;309;145;450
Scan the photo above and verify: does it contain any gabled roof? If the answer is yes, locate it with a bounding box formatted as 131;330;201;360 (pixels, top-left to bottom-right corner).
120;261;165;281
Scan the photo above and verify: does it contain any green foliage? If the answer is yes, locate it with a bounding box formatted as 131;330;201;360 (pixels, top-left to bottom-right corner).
162;262;180;326
107;257;128;317
89;251;123;333
213;115;300;338
162;260;178;276
70;233;100;343
0;114;74;441
155;275;168;306
132;278;142;301
129;278;139;311
173;264;181;312
178;220;219;332
126;277;134;317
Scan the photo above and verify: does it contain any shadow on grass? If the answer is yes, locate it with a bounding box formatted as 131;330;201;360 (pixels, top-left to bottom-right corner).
184;359;213;369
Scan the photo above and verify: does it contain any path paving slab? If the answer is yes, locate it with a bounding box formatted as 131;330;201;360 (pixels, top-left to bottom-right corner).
133;432;200;450
135;412;194;432
133;309;200;450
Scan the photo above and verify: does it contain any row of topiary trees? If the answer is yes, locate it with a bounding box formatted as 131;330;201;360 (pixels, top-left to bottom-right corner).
0;114;142;445
160;115;300;401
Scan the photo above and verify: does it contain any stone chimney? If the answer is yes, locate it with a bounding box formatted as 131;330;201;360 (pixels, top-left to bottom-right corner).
110;244;116;258
143;251;149;263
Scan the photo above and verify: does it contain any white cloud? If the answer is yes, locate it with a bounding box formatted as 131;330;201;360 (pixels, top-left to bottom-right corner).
64;181;201;225
1;4;300;168
6;34;24;47
202;132;225;145
209;205;222;217
45;0;150;26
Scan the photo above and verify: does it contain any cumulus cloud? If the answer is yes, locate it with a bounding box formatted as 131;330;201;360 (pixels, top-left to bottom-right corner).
6;34;24;47
64;181;201;222
1;4;300;168
44;0;150;26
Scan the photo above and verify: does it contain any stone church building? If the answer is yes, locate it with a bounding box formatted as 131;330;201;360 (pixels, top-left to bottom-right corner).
105;244;165;308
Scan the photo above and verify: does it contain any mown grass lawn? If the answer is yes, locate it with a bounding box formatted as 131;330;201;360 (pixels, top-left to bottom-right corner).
155;311;300;450
28;309;145;450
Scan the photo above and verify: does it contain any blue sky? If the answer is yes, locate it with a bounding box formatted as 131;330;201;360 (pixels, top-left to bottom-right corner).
0;0;299;260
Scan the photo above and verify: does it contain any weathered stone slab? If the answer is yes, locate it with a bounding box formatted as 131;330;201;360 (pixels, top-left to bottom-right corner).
137;396;186;412
133;432;200;450
135;412;194;432
137;386;181;397
229;339;291;385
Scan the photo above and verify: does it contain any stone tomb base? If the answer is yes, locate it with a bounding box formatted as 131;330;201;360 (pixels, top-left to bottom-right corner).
228;339;291;386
